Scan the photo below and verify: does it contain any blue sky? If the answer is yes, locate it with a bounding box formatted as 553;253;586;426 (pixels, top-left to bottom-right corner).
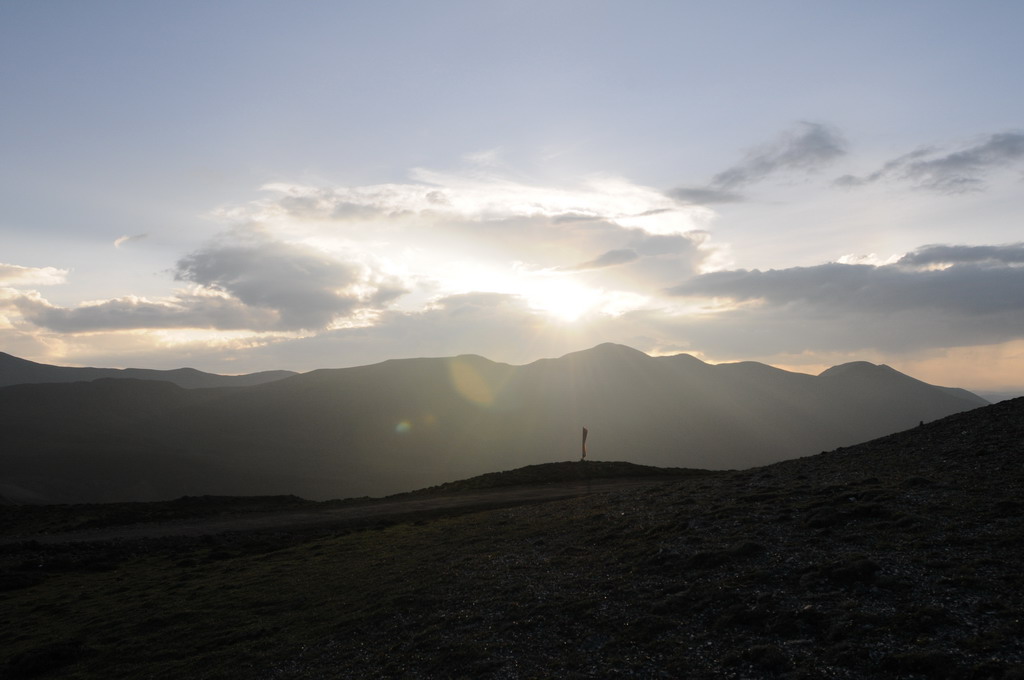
2;1;1023;390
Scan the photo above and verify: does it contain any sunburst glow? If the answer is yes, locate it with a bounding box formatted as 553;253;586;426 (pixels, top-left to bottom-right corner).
523;279;604;322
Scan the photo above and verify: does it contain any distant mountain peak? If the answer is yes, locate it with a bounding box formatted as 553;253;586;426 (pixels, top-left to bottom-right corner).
819;361;897;378
564;343;651;361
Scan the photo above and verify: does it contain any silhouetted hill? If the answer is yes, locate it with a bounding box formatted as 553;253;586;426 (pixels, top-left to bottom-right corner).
0;351;296;389
0;344;987;503
403;460;715;496
0;398;1020;678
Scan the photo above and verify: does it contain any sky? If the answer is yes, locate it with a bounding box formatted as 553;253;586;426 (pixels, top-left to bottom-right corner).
2;1;1023;392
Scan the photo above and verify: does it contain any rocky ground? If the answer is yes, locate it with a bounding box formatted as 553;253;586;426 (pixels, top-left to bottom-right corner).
1;398;1022;679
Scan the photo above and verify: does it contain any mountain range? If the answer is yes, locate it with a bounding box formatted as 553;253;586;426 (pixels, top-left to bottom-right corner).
0;351;296;389
0;343;987;504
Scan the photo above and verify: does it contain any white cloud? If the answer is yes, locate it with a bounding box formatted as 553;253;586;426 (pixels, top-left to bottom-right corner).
259;171;713;235
0;263;68;286
835;253;902;266
10;168;714;336
462;147;505;168
212;171;721;321
114;233;148;248
13;289;282;333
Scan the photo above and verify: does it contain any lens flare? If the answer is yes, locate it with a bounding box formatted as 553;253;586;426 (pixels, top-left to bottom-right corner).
448;357;495;406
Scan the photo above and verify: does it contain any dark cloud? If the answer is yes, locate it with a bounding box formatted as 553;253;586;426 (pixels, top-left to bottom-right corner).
668;187;746;205
665;246;1024;355
669;261;1024;315
627;231;703;257
13;238;410;334
670;122;846;204
833;147;936;189
431;292;527;314
175;240;368;330
365;281;411;307
332;201;392;220
553;212;603;223
564;229;706;284
898;243;1024;267
711;122;847;189
836;132;1024;194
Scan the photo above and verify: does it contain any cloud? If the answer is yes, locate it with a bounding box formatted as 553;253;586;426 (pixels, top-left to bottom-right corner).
898;243;1024;267
833;147;934;189
569;249;640;270
10;242;1024;383
174;240;359;330
668;187;745;205
711;122;847;189
568;227;706;272
9;235;410;334
0;263;68;286
462;148;505;168
7;171;720;340
259;172;712;234
836;131;1024;194
15;291;280;333
553;228;711;304
669;259;1024;316
228;172;720;306
173;237;410;331
670;122;847;204
114;233;148;248
664;243;1024;355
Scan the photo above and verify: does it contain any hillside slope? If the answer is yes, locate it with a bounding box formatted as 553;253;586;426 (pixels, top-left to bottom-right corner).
0;398;1020;679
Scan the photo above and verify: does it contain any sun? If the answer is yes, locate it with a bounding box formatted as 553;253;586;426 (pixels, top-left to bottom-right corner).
434;260;605;322
525;279;603;322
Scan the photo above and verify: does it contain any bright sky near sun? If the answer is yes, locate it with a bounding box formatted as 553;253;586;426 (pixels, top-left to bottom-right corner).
2;1;1023;392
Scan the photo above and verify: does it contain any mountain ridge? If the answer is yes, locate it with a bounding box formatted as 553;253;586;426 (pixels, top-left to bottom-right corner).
0;351;297;389
0;344;987;504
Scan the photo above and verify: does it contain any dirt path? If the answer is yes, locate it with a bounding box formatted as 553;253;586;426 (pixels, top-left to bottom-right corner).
5;477;673;544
